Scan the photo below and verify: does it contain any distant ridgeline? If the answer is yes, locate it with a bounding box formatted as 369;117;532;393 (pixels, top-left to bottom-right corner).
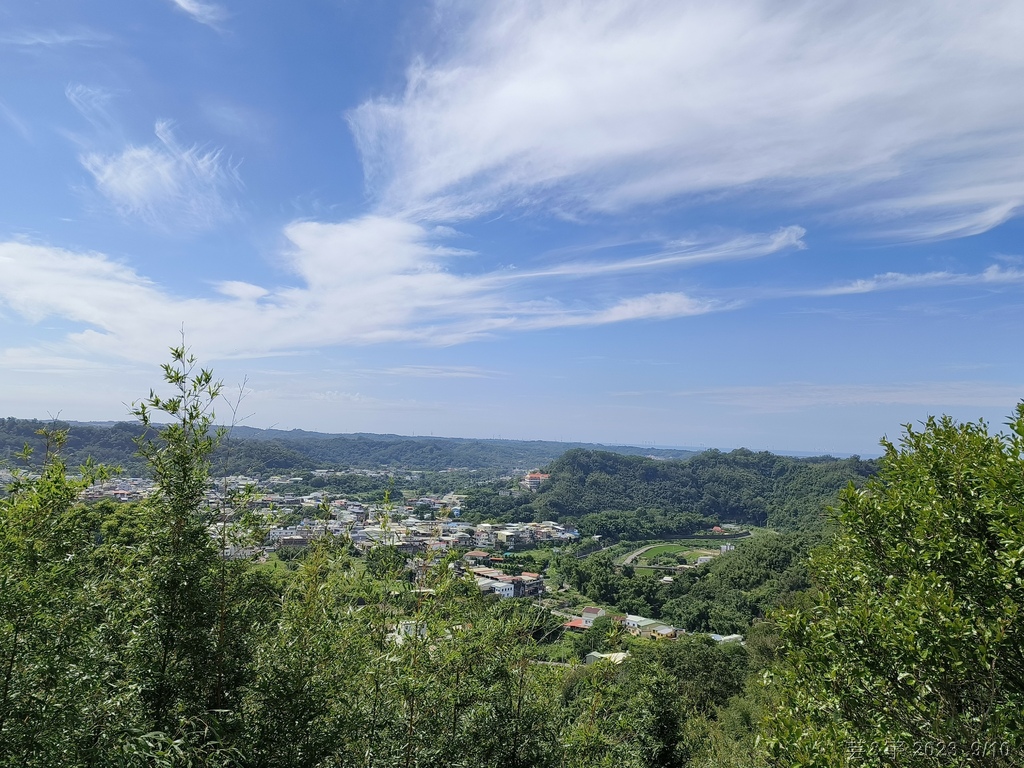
462;448;878;535
0;417;695;477
1;419;874;532
0;418;149;475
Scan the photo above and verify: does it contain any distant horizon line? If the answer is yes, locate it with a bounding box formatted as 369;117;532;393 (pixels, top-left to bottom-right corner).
4;415;878;460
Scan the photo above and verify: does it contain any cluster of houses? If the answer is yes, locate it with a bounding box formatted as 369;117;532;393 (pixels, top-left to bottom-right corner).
266;514;555;601
465;564;546;599
78;473;279;505
268;505;579;556
56;470;756;649
68;470;582;569
78;476;156;503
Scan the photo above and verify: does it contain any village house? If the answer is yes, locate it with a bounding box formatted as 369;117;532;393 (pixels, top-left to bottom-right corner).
563;606;607;631
520;472;550;492
585;651;629;665
622;614;680;639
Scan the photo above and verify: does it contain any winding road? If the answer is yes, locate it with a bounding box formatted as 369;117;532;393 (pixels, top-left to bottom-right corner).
619;544;661;566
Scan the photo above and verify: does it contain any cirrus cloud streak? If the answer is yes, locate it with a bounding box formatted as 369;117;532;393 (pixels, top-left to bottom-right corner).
80;120;240;230
0;215;743;366
350;0;1024;238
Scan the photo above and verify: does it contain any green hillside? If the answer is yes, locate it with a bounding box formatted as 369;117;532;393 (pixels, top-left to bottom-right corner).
1;417;695;476
463;447;876;536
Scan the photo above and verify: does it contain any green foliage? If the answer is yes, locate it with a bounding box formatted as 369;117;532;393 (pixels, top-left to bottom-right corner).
0;348;275;764
0;429;135;766
557;534;814;634
0;416;147;474
464;448;875;538
558;636;751;768
128;347;240;730
17;346;940;768
364;543;408;580
224;429;695;472
537;449;873;534
243;538;569;768
762;409;1024;767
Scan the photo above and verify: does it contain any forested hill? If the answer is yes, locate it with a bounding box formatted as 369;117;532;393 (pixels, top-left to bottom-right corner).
539;448;877;531
216;428;696;474
0;417;695;476
0;419;148;475
463;448;877;535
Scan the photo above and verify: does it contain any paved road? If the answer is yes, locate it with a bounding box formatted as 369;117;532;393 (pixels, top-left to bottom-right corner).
620;544;660;565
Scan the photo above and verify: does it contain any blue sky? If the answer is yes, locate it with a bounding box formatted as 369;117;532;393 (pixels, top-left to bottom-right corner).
2;0;1024;455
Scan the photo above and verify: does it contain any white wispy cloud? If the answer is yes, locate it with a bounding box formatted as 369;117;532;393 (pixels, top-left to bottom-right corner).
9;210;1018;368
169;0;227;28
12;0;1024;372
65;84;121;138
80;120;240;230
0;98;31;141
0;216;736;365
808;265;1024;297
3;214;1016;369
215;281;270;301
850;188;1024;241
1;28;109;47
501;226;804;281
349;0;1024;237
377;366;498;379
0;347;128;375
517;292;721;330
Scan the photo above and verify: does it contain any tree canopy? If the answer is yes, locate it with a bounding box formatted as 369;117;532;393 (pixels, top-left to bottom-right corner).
762;409;1024;766
463;448;875;537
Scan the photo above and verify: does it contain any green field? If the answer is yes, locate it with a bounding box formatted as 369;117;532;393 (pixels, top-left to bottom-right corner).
640;544;687;561
629;540;721;566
